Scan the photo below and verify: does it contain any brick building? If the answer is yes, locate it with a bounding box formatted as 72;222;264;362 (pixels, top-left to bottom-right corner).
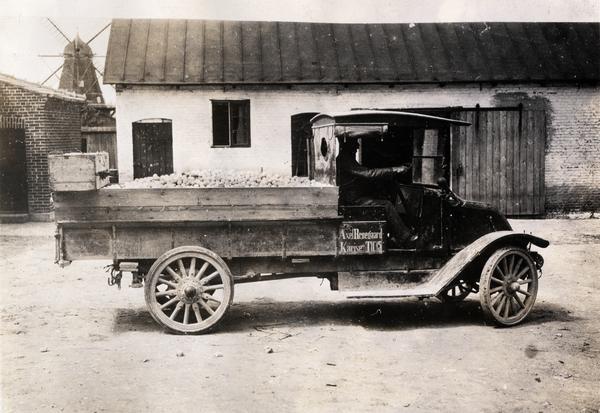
104;20;599;215
0;73;85;221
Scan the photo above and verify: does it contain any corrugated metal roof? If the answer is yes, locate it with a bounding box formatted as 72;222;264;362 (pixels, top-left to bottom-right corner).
104;20;600;85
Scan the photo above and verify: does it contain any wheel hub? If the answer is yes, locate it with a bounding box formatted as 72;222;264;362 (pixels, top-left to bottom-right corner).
177;279;204;304
509;281;520;293
184;286;197;299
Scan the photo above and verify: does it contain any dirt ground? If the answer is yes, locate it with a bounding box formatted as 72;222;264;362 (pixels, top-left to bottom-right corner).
0;219;599;412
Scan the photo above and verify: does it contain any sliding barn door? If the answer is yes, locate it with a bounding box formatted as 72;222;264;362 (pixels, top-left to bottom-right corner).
451;109;546;216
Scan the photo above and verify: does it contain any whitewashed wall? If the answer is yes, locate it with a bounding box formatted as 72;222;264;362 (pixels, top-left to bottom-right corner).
115;83;600;212
115;84;487;181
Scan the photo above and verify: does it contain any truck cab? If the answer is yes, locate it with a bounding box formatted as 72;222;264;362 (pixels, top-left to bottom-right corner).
310;110;511;251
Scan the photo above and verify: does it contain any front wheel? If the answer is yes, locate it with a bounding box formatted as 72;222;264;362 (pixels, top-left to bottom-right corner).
479;247;538;326
438;279;478;303
144;246;234;334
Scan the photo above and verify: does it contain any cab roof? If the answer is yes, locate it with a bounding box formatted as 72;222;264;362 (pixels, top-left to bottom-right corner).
310;110;471;127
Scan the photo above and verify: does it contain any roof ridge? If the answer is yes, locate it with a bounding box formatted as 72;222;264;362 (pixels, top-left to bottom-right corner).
0;72;86;102
111;18;600;25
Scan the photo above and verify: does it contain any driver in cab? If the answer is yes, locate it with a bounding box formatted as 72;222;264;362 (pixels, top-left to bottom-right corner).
336;136;417;245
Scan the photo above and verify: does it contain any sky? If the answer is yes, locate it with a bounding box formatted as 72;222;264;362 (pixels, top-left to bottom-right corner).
1;0;599;105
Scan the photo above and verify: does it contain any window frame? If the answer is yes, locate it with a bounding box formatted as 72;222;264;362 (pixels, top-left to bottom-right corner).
211;99;251;148
412;128;445;186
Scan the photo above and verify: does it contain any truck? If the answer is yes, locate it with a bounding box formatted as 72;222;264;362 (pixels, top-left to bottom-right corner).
51;110;548;334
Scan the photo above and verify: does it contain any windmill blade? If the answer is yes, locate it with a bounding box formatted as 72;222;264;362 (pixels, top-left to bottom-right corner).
83;69;100;95
92;55;106;66
38;54;64;58
86;22;111;45
80;60;93;78
46;18;71;44
94;66;104;77
92;55;106;73
41;64;64;85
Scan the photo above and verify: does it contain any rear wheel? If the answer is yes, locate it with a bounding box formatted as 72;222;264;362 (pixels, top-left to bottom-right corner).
479;247;538;326
144;246;234;334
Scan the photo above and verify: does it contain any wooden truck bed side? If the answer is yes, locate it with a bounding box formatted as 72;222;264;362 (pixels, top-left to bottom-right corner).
54;186;352;262
54;187;339;222
57;219;344;261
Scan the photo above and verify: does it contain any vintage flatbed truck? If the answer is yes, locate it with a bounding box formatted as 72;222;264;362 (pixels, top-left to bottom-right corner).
51;111;548;334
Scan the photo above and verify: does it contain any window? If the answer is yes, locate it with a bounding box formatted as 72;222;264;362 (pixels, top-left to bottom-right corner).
211;100;250;147
412;129;444;185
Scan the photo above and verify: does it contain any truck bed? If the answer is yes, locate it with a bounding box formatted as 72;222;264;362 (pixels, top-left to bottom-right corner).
54;186;343;262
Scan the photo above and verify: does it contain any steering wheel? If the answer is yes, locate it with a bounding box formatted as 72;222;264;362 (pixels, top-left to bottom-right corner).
437;177;463;207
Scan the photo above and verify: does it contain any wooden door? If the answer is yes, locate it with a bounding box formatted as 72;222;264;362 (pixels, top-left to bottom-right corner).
451;109;546;216
0;127;28;213
132;121;173;179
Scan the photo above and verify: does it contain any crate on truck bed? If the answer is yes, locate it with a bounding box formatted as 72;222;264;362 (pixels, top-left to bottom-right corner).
48;152;110;191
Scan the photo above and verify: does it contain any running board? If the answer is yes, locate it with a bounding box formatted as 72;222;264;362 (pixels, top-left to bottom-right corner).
342;271;441;299
345;289;437;299
338;269;439;298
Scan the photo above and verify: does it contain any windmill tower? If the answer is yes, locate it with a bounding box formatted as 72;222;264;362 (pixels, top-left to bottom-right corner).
58;35;104;103
41;19;110;104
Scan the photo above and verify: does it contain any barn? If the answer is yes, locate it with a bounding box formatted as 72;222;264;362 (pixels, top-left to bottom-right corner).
104;20;600;216
0;73;85;221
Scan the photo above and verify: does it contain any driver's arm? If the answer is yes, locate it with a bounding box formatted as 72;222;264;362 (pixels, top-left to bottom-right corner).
347;162;410;180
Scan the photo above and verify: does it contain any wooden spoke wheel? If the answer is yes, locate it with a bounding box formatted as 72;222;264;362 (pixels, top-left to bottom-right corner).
439;279;477;303
144;246;234;334
479;247;538;326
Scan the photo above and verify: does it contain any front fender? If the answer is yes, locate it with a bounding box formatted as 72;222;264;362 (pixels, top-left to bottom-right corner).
431;231;549;296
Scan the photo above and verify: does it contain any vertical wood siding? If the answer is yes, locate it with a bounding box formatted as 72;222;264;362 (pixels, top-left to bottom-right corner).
82;132;118;169
452;109;546;216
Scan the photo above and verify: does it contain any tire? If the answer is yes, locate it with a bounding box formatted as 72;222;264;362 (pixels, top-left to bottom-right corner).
479;247;538;326
144;246;234;334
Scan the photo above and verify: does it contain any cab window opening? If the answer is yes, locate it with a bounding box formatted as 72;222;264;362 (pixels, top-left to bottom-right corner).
412;129;445;185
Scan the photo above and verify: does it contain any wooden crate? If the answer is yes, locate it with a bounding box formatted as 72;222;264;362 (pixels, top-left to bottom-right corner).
49;152;110;191
54;186;340;222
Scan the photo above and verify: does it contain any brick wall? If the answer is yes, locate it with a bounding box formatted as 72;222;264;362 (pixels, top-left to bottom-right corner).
539;89;599;212
116;83;599;213
0;81;83;215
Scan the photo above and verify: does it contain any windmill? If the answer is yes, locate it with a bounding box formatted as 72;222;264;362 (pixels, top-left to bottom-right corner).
40;18;118;171
40;18;111;104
